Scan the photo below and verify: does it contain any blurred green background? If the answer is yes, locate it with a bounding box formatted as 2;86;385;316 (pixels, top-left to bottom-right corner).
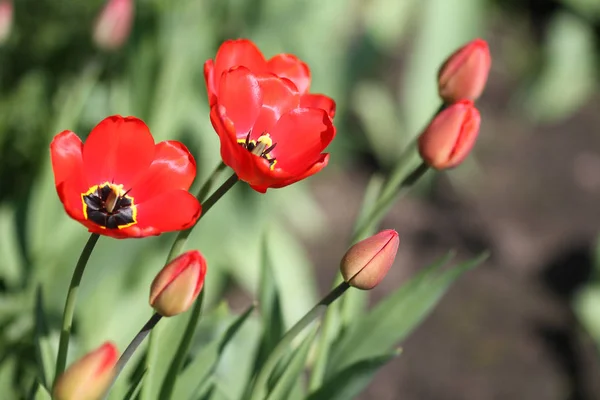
1;0;600;398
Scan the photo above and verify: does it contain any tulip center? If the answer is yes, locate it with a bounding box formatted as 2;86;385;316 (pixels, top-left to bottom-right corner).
238;133;277;170
81;182;137;229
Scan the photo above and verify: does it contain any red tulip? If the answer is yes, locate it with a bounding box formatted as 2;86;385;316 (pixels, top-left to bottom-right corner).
149;250;207;317
93;0;134;51
210;67;336;192
340;230;399;290
438;38;491;103
418;100;481;170
53;342;118;400
50;115;201;238
204;39;335;118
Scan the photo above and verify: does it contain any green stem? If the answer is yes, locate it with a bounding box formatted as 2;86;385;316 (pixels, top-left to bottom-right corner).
141;172;238;399
166;172;238;262
248;281;350;400
53;233;100;385
159;291;205;400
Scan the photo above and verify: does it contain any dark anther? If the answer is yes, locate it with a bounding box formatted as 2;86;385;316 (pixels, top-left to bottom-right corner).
262;143;277;156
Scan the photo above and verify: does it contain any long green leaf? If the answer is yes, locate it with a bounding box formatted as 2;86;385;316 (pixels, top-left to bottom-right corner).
122;370;146;400
328;252;487;375
307;349;401;400
172;305;255;400
34;287;54;390
264;327;318;400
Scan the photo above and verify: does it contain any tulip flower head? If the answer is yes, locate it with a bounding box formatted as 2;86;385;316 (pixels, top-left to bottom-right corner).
150;250;207;317
0;0;12;45
418;100;481;170
53;342;118;400
438;38;491;103
340;230;399;290
50;115;201;238
93;0;134;51
205;39;337;193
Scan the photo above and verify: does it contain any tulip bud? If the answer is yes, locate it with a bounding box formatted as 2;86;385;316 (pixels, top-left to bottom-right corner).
418;100;480;170
93;0;134;51
340;230;399;290
0;1;13;45
53;342;118;400
438;38;491;103
149;250;207;317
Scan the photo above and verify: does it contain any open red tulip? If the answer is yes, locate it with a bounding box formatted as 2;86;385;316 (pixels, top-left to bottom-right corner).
210;66;336;193
204;38;335;118
50;115;201;238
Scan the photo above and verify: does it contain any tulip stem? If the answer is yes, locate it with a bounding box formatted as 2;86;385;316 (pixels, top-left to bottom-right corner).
53;233;100;386
166;171;238;262
247;281;350;400
105;312;162;397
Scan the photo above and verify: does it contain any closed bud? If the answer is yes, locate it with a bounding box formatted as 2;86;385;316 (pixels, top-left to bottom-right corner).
0;1;12;45
438;38;491;103
340;230;399;290
418;100;480;170
53;342;118;400
93;0;134;51
149;250;207;317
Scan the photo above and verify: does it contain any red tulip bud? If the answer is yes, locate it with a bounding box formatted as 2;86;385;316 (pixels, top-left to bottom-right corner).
418;100;480;170
93;0;134;51
53;342;118;400
0;1;13;45
149;250;207;317
438;38;491;103
340;230;399;290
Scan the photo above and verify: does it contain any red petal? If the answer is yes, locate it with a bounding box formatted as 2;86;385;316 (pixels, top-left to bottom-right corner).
50;130;85;186
204;59;217;106
269;108;335;174
135;190;201;234
56;178;87;222
128;141;196;202
213;39;267;95
252;74;300;136
218;67;262;138
83;116;156;189
300;94;336;119
267;54;311;94
268;153;329;189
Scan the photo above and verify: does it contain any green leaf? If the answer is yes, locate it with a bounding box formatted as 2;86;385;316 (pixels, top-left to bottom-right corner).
34;287;54;391
172;305;255;400
252;234;286;373
28;380;51;400
307;349;401;400
328;252;488;375
264;327;318;400
122;369;146;400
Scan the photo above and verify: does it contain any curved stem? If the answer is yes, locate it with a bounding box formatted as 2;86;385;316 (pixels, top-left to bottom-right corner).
248;282;350;400
166;172;238;262
53;233;100;385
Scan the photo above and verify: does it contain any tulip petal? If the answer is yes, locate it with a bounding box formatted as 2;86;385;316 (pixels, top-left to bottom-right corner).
219;67;262;137
252;74;300;136
269;108;335;174
300;93;336;118
214;39;267;95
135;190;201;233
128;141;196;202
267;54;311;94
50;130;85;186
83;115;155;189
267;153;329;190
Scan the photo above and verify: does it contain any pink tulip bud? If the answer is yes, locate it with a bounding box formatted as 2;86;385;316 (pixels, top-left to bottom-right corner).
149;250;207;317
438;38;491;103
93;0;134;51
0;1;13;45
340;230;399;290
418;100;480;170
53;342;118;400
